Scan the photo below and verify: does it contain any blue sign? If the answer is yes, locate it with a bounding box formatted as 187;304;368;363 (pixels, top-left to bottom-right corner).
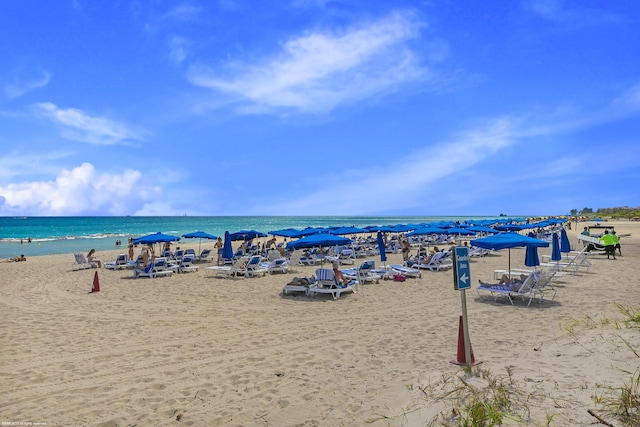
453;246;471;291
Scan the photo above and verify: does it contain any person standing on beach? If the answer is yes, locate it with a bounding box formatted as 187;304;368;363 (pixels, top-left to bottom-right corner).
214;237;223;265
401;240;411;261
128;238;134;261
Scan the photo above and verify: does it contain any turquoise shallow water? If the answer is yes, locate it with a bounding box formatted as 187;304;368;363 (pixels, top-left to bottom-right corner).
0;215;505;258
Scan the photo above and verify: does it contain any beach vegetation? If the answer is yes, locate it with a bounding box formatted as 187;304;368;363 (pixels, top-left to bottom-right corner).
565;303;640;426
417;367;535;427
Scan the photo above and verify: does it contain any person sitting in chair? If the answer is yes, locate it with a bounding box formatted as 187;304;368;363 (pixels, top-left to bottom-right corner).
478;274;529;292
332;261;351;286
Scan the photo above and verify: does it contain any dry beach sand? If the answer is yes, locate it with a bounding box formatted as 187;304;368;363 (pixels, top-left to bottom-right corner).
1;221;639;426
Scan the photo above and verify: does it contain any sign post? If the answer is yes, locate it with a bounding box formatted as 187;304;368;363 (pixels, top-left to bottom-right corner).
451;246;480;366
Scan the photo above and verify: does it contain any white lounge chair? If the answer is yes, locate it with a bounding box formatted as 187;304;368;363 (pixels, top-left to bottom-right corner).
389;264;422;278
477;270;556;306
205;256;249;278
245;255;268;277
410;252;453;271
259;258;289;274
196;249;213;262
175;255;199;273
342;260;382;284
105;254;130;270
307;268;358;300
150;257;173;277
134;262;155;278
282;276;316;296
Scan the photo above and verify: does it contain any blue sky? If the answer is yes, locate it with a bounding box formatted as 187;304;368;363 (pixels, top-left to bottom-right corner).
1;0;638;217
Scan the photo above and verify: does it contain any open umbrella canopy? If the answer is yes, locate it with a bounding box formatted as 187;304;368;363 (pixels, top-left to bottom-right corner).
470;232;549;250
465;225;498;234
182;231;218;254
288;227;327;238
268;228;301;238
493;224;526;231
442;227;476;236
229;229;267;241
182;231;217;240
133;232;181;245
286;233;352;250
406;226;447;236
329;226;368;235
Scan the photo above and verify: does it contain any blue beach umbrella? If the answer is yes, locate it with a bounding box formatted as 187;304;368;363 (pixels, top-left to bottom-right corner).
229;229;267;241
377;231;387;264
133;232;180;245
221;231;234;260
268;228;300;238
330;226;368;235
524;245;540;267
471;232;549;278
559;228;571;253
182;231;218;254
551;232;562;262
286;233;352;250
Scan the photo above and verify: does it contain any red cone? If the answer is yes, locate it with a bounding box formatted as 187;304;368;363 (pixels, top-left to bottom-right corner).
90;271;100;293
450;315;481;366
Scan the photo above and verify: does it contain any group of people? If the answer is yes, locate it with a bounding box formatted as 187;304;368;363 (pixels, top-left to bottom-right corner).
3;254;27;262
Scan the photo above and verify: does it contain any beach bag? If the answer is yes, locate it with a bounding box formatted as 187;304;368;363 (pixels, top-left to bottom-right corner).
393;274;406;282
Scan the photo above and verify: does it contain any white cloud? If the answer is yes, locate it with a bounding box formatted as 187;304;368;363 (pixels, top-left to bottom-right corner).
0;162;160;216
187;10;426;114
31;102;147;145
4;69;51;99
169;36;190;64
252;117;519;215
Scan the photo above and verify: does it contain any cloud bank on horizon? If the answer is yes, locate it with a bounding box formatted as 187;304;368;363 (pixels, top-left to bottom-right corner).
0;0;638;217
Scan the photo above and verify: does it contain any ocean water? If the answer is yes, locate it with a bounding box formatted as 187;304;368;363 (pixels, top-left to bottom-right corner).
0;216;502;259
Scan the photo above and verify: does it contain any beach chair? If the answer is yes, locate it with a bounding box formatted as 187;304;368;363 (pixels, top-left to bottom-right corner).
175;255;199;273
410;252;453;272
282;276;316;296
72;253;95;270
205;256;249;278
259;258;289;274
307;268;358;300
134;262;155;278
245;255;268;277
196;249;213;262
342;260;382;284
477;271;538;305
389;264;422;278
105;254;129;270
150;257;173;277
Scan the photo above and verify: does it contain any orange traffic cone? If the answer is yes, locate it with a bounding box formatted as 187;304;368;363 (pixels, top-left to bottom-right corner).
90;271;100;293
450;315;481;366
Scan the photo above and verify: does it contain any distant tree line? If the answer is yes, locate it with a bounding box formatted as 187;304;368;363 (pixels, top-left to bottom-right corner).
570;206;640;219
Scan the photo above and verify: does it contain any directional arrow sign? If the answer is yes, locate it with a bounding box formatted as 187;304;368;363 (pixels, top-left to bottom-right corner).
453;246;471;291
